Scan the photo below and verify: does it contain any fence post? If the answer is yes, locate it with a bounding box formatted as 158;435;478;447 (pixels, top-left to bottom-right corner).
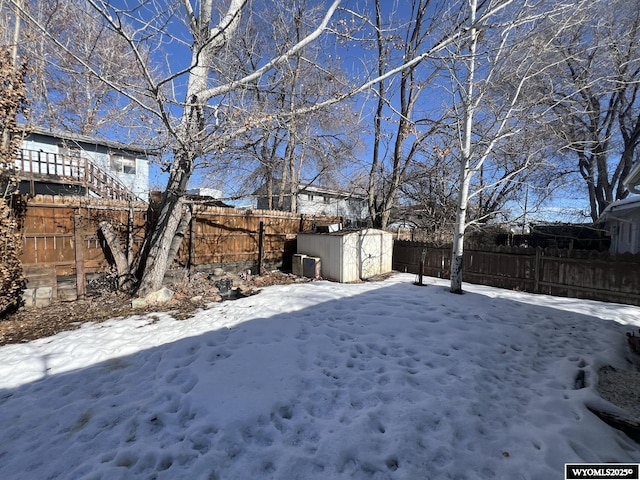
74;214;85;299
415;247;426;285
534;247;541;293
188;204;196;273
258;221;265;275
126;202;134;265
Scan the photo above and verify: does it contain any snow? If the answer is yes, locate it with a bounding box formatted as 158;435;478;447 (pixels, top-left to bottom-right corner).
1;273;639;480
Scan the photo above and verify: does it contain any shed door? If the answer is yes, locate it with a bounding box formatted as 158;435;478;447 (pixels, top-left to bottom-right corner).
359;232;381;279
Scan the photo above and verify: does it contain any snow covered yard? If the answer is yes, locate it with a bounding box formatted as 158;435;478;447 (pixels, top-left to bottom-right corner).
0;273;639;479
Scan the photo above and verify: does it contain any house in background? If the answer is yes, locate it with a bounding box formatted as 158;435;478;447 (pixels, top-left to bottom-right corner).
15;127;150;201
598;164;640;254
254;182;369;226
625;161;640;194
599;196;640;254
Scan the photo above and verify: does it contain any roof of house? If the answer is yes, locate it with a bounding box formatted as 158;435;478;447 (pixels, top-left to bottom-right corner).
299;227;388;237
624;162;640;194
598;195;640;222
254;181;366;200
299;184;366;199
25;126;153;156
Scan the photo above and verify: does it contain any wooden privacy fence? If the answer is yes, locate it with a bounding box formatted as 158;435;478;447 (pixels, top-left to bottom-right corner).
18;196;148;305
393;241;640;306
177;205;338;273
16;195;338;306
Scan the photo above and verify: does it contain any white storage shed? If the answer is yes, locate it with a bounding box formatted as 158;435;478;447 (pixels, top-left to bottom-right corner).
296;228;393;282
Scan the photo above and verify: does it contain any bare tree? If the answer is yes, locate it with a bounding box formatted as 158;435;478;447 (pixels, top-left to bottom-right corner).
12;0;156;139
445;0;586;293
364;0;448;229
358;0;550;234
216;1;359;212
399;120;570;244
399;143;459;243
533;0;640;221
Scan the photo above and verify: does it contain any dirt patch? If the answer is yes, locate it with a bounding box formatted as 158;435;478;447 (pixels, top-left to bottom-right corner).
597;365;640;420
591;365;640;443
0;271;308;346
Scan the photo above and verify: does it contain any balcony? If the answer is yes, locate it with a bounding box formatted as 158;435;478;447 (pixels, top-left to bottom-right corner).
14;148;141;202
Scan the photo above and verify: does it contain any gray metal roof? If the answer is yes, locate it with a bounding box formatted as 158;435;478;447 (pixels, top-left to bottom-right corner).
26;126;153;156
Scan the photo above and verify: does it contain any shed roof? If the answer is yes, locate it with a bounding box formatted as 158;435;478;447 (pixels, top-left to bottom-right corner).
300;227;389;237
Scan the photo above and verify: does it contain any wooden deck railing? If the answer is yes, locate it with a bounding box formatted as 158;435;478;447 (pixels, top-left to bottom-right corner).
15;148;140;202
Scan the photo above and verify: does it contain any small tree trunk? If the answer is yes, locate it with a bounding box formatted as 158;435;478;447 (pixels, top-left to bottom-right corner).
265;172;274;210
166;206;192;270
277;157;288;210
289;139;298;213
99;221;134;290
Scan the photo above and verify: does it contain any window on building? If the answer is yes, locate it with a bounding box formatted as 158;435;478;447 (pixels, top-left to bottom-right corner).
323;196;330;204
307;194;314;201
110;153;136;174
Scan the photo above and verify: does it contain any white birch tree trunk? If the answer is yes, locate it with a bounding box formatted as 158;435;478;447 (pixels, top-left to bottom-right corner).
450;0;479;294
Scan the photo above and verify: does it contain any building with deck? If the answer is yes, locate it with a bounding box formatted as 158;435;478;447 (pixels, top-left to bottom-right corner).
15;127;150;201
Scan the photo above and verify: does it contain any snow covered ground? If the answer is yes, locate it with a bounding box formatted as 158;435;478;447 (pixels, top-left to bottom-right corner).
1;273;639;480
